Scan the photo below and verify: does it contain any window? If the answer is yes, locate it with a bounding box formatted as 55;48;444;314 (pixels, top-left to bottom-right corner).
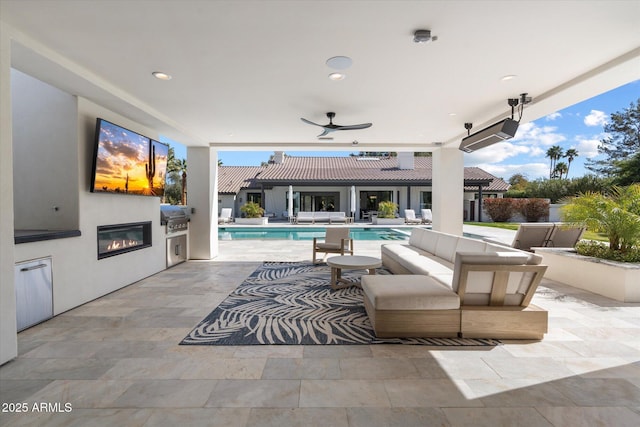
420;191;432;209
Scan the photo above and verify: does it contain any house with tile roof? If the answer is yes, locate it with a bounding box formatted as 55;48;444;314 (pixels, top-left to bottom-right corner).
218;153;509;221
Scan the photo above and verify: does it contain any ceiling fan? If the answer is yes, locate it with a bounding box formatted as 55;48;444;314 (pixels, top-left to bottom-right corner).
300;112;372;138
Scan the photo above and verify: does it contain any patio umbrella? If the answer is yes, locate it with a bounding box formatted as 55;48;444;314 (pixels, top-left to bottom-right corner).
350;185;356;214
288;185;294;218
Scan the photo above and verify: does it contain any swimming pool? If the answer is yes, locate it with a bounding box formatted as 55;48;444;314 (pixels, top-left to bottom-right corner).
218;227;414;241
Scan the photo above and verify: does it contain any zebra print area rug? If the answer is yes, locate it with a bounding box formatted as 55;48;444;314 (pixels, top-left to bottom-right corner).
180;261;500;346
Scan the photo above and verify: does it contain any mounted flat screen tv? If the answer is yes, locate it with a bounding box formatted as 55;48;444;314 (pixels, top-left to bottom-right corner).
90;118;168;197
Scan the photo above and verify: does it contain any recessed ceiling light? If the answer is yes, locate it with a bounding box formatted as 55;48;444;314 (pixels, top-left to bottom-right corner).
328;72;345;81
501;75;517;81
152;71;172;81
326;56;352;70
448;112;457;116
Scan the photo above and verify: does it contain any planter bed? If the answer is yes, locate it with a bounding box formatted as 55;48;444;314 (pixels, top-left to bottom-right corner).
535;247;640;303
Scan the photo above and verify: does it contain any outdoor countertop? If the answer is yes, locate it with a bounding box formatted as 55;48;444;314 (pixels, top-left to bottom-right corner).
14;229;82;244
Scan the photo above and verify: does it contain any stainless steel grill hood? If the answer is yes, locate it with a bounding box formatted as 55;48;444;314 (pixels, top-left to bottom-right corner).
459;118;519;153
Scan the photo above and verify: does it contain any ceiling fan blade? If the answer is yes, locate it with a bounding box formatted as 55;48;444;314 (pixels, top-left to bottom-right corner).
317;128;332;137
335;123;372;131
301;117;324;127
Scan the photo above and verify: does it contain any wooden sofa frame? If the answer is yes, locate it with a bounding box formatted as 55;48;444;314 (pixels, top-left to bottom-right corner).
364;263;548;340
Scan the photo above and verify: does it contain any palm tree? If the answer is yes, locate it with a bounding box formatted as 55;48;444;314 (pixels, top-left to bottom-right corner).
554;161;568;179
564;148;578;178
546;145;564;179
561;184;640;252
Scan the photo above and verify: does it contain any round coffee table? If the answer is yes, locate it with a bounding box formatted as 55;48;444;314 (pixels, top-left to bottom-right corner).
326;255;382;290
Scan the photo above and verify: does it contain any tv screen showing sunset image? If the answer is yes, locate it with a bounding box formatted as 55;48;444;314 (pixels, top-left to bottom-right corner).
91;119;168;197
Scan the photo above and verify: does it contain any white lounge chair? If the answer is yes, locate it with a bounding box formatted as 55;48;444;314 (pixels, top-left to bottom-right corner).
218;208;233;224
420;209;432;224
404;209;422;224
546;223;586;248
312;227;354;264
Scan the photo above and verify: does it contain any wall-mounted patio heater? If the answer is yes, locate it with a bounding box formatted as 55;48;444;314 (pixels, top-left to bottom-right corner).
459;118;519;153
459;93;530;153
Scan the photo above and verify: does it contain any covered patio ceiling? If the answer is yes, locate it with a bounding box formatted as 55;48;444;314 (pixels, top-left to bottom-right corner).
2;0;639;151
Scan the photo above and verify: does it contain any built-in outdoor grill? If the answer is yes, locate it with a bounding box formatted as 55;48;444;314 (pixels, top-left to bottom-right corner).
160;205;190;267
160;205;190;234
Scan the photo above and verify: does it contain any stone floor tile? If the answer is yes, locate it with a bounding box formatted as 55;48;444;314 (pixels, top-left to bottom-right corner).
441;407;553;427
339;357;420;379
346;407;451;427
548;377;640;407
142;408;250;427
384;379;483;408
179;357;266;379
205;379;300;407
246;408;348;427
112;379;217;408
299;379;390;407
463;378;575;407
261;357;341;380
535;406;640;427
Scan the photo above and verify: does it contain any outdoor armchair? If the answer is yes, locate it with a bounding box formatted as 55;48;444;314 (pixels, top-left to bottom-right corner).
312;227;354;264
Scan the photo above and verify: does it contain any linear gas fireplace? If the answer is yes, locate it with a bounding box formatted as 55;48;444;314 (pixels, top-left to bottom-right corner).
97;222;152;259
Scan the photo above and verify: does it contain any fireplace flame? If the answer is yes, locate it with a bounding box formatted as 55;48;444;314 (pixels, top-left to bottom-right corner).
107;239;141;251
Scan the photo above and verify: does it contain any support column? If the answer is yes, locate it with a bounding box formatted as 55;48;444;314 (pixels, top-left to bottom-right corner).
0;26;18;364
187;147;218;260
477;185;484;222
432;147;464;235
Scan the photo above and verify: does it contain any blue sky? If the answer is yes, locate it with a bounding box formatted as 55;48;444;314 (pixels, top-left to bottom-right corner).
166;80;638;181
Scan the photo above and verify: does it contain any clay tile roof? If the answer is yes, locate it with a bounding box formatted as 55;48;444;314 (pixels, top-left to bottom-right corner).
255;156;433;182
216;156;509;193
463;167;510;191
217;166;265;194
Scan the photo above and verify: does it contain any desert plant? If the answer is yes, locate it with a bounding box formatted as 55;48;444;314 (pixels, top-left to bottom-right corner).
377;201;398;218
561;184;640;252
515;198;550;222
240;201;264;218
483;198;516;222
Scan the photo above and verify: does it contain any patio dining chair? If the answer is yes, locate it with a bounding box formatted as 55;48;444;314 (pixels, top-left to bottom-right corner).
312;227;354;264
404;209;422;224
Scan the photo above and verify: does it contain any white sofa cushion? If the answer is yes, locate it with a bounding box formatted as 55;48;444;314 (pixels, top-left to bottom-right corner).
435;233;460;263
456;237;487;254
362;275;460;310
419;229;439;254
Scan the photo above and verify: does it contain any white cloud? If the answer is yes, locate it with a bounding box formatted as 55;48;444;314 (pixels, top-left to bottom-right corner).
545;112;562;121
463;141;530;165
512;122;566;147
584;110;608;127
474;162;549;180
574;136;602;158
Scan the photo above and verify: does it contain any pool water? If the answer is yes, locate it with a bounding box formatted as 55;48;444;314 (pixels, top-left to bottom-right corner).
218;227;414;241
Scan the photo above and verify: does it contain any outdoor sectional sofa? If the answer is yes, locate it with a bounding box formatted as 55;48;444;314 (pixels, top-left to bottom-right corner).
362;228;549;339
295;211;350;224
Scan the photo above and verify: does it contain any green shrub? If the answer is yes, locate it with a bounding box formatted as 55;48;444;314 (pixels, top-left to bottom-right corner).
561;184;640;252
377;201;398;218
575;241;640;263
240;201;264;218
